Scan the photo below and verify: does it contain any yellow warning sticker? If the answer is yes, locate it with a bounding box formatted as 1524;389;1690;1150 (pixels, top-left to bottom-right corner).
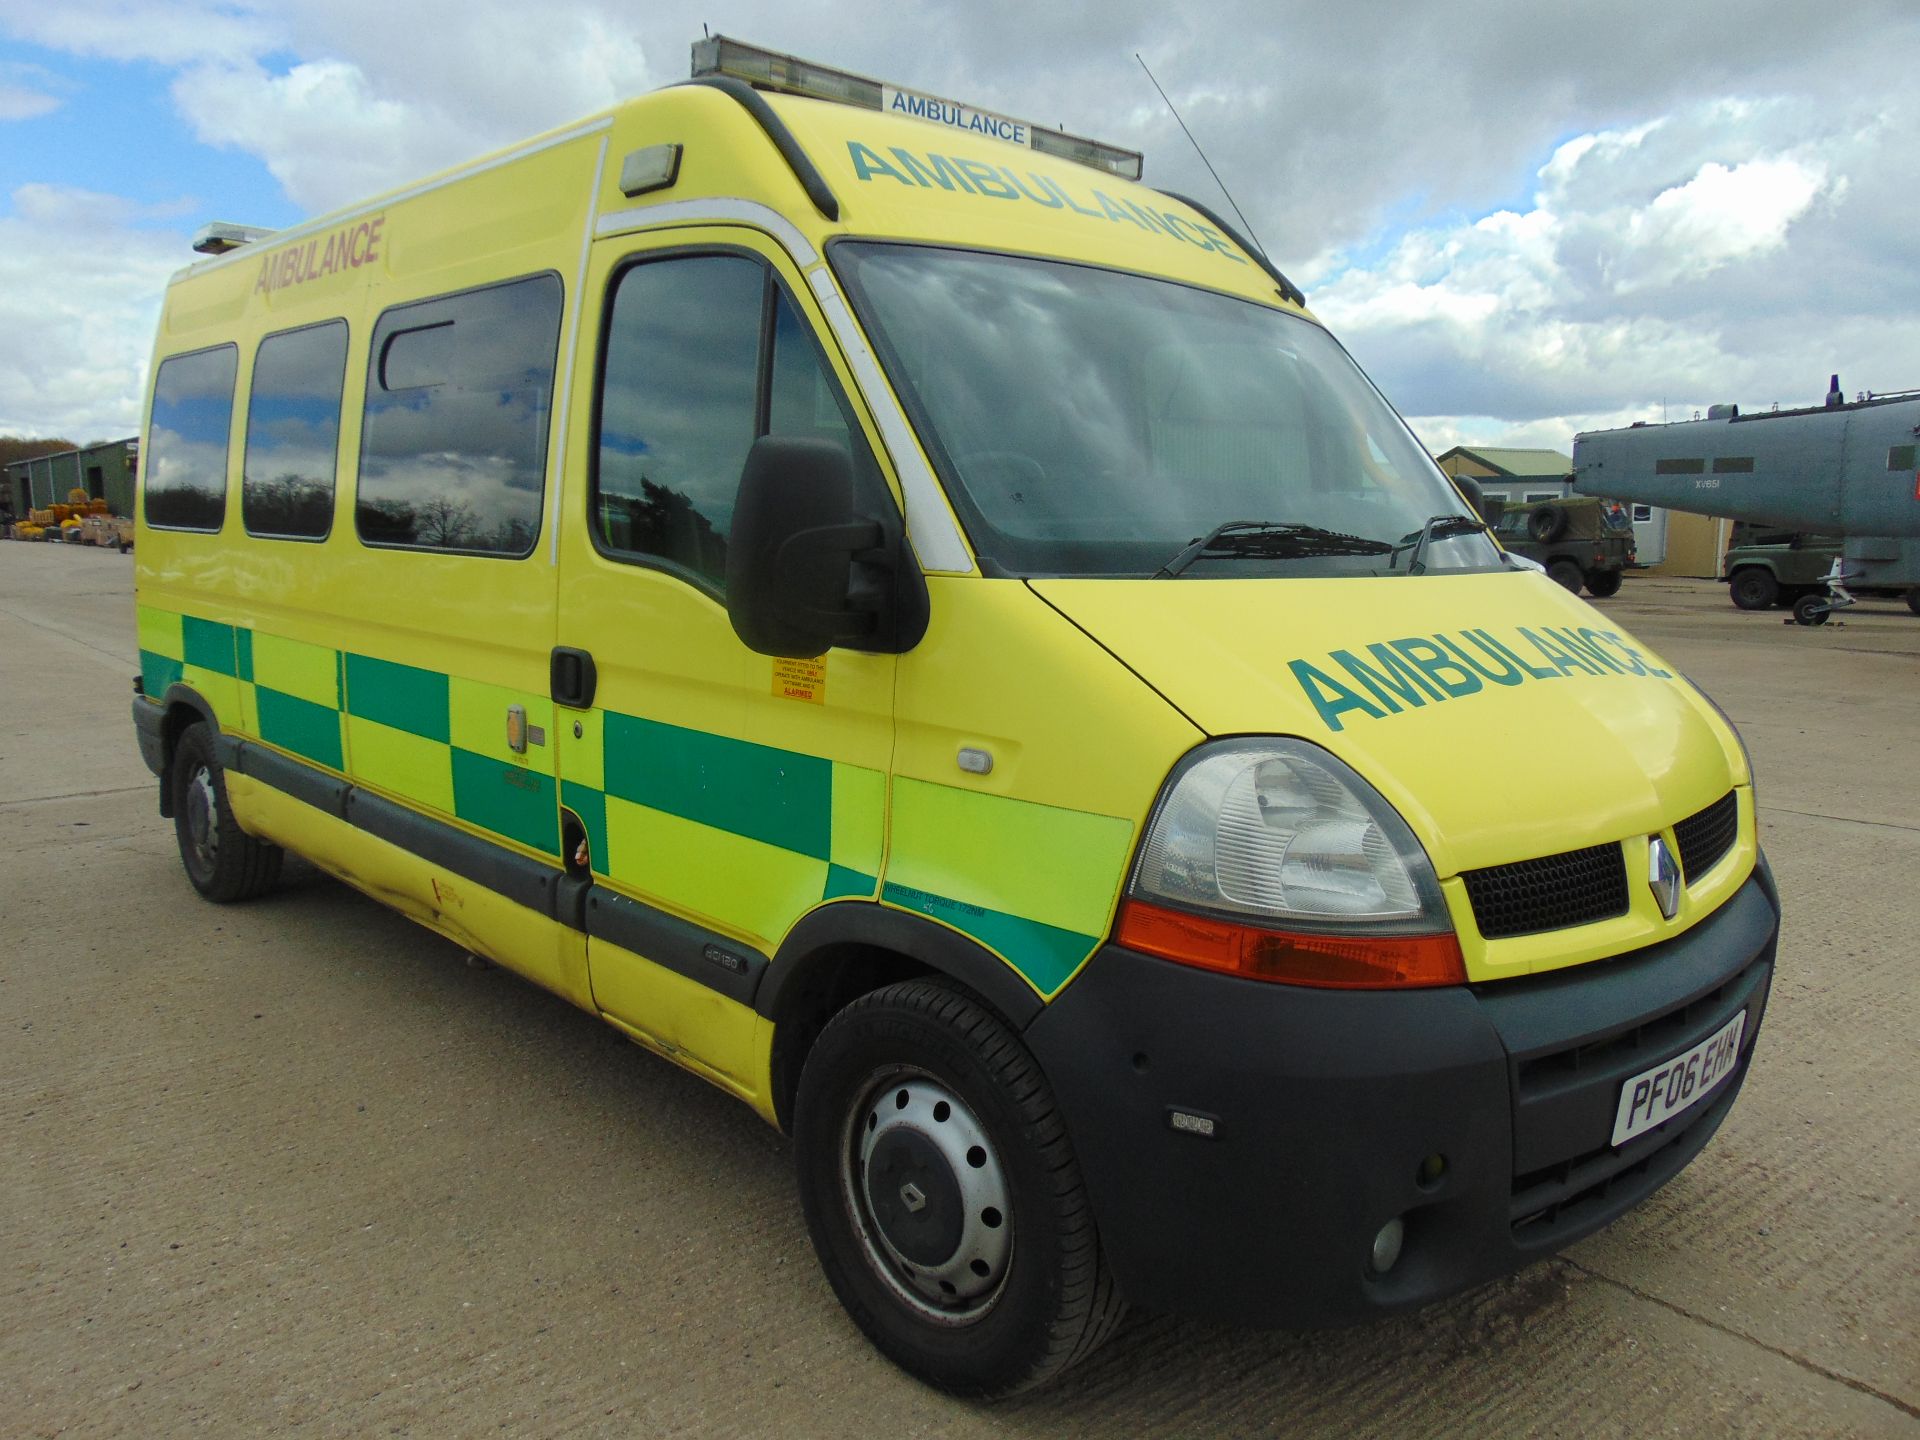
773;656;827;704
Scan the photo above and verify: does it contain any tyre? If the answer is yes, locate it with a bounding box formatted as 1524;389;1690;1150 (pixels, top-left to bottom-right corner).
1791;594;1830;626
1728;568;1778;610
1527;505;1567;543
1545;558;1584;592
794;980;1124;1398
172;722;283;901
1906;587;1920;617
1583;567;1623;598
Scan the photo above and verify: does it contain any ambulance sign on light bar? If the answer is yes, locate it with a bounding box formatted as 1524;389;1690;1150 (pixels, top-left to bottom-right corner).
692;35;1144;181
881;87;1029;148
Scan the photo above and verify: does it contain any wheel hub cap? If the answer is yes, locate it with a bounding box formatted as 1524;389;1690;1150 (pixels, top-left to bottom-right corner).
853;1076;1012;1315
186;765;219;869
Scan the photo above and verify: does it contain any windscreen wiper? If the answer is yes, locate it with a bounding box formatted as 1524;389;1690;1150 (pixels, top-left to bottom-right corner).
1389;514;1490;575
1154;520;1395;578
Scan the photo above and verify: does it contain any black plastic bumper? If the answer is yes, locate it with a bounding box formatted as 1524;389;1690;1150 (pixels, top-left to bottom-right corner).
132;690;167;778
1026;860;1778;1328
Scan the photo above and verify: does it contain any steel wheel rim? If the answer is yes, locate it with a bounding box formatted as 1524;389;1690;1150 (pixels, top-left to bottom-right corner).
185;764;219;874
838;1067;1013;1325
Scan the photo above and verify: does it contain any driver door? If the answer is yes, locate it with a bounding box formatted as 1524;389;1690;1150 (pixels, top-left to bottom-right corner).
553;227;896;1093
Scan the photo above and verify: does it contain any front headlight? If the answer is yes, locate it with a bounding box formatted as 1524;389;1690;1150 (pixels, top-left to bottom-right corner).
1121;739;1463;988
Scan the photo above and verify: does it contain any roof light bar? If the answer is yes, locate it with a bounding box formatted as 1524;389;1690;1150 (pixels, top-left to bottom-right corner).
691;35;1144;181
191;222;277;256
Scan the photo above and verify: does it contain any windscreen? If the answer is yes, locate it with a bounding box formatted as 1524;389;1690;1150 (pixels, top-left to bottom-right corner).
834;243;1500;578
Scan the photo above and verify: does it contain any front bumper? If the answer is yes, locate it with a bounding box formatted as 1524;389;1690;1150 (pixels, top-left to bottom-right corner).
132;688;167;778
1026;858;1778;1328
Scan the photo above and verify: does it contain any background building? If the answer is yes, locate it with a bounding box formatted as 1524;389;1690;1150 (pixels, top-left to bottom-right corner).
1433;445;1574;504
4;439;138;517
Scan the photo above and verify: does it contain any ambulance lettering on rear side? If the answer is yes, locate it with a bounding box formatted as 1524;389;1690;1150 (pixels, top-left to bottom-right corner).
253;214;387;297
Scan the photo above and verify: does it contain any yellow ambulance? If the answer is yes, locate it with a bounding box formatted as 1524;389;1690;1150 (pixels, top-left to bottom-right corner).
131;37;1777;1396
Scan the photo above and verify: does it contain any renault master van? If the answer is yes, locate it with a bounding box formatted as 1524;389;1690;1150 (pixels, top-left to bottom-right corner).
131;37;1777;1396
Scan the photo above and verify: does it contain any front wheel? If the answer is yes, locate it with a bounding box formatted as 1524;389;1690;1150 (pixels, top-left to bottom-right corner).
1728;568;1778;610
1583;567;1623;598
172;722;283;901
794;980;1124;1398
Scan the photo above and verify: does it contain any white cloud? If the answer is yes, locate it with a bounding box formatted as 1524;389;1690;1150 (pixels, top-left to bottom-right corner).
2;0;1918;456
0;59;66;119
1312;91;1896;449
0;84;59;120
0;1;269;65
171;58;444;214
1609;156;1827;292
0;184;179;440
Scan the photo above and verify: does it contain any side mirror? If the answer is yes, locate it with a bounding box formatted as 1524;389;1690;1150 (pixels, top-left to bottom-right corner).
726;435;884;658
1449;473;1503;526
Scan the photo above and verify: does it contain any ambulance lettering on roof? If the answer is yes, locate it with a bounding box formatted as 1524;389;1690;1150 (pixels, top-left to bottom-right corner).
253;214;387;298
881;86;1029;146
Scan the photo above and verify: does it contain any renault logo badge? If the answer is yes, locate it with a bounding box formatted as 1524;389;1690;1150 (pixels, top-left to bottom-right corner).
1648;837;1681;919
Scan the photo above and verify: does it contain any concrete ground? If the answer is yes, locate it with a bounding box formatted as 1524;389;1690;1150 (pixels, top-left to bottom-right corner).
2;546;1914;1438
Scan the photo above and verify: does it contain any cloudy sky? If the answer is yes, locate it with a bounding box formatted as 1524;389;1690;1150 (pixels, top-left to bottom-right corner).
3;0;1916;456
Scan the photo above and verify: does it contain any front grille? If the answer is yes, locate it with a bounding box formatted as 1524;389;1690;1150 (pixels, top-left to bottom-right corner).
1503;950;1771;1245
1462;842;1629;939
1509;1077;1743;1245
1674;791;1738;881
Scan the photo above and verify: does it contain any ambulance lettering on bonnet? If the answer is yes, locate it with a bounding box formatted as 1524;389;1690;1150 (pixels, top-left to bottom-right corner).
1289;623;1674;732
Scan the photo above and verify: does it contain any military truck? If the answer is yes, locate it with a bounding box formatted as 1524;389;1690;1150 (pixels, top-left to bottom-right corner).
1485;494;1636;596
1720;525;1841;610
1721;524;1920;613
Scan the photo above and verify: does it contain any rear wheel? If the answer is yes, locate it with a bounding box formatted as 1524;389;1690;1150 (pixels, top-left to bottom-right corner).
1583;567;1623;598
794;980;1124;1397
1728;568;1778;610
172;722;283;901
1791;593;1831;626
1545;558;1584;593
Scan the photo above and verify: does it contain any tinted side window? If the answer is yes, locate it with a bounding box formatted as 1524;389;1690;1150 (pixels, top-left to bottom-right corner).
145;345;237;531
244;320;347;539
595;255;876;591
357;273;561;556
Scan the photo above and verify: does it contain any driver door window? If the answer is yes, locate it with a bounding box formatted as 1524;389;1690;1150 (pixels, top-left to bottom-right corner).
593;253;878;591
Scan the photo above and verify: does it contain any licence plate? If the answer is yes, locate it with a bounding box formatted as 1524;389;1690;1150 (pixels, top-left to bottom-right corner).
1610;1010;1747;1147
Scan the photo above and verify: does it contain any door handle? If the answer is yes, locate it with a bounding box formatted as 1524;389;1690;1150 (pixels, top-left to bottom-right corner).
550;646;598;709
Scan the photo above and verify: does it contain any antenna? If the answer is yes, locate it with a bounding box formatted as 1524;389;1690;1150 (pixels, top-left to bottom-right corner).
1136;53;1268;259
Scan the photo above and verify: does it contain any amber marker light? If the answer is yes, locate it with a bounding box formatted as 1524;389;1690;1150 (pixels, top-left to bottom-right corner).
1117;899;1466;989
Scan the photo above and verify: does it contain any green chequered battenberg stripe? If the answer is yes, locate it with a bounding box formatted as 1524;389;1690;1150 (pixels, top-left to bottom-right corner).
339;652;561;857
138;604;241;735
574;711;884;947
138;607;561;860
136;608;1129;993
884;778;1135;997
137;605;185;698
252;630;345;770
604;712;830;858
